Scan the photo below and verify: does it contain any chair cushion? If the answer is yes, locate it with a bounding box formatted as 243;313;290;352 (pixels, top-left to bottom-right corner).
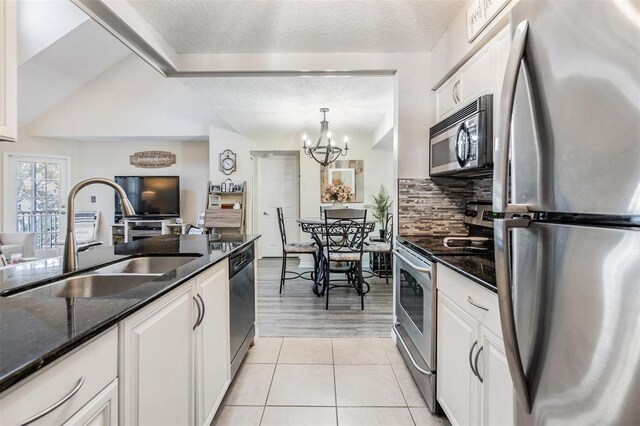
365;242;391;252
284;242;317;253
326;251;362;262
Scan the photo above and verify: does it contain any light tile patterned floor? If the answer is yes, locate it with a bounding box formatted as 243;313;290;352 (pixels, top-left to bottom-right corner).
212;337;451;426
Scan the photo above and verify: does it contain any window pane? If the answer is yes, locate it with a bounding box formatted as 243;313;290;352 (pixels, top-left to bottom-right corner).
35;163;46;180
47;198;60;211
16;162;31;179
47;181;60;198
17;180;32;198
35;198;47;212
16;198;32;212
35;180;47;197
47;163;61;180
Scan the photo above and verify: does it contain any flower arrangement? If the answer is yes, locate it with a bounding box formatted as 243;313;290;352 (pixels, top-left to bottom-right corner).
323;179;352;202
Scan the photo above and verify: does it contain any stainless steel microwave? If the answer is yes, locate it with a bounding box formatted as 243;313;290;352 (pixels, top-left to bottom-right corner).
429;94;493;177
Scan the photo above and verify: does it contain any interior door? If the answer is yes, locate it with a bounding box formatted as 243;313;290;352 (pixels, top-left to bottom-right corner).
3;153;69;257
257;155;300;257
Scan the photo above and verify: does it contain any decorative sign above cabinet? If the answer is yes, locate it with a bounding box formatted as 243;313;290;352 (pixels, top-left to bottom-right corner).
219;149;237;175
466;0;510;42
130;151;176;168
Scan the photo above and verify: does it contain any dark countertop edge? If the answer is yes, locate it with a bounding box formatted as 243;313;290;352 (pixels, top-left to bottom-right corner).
396;235;497;293
0;235;260;394
432;255;498;294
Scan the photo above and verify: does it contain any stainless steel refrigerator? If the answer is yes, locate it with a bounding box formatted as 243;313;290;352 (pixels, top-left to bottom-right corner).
492;1;640;424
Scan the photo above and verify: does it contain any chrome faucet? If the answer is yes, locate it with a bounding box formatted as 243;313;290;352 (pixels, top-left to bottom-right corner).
63;178;135;272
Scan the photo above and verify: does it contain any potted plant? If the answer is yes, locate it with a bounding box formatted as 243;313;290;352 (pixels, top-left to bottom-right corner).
370;185;392;239
323;179;352;208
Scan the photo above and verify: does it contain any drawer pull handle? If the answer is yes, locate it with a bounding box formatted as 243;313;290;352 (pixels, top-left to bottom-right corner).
467;296;489;311
18;376;85;426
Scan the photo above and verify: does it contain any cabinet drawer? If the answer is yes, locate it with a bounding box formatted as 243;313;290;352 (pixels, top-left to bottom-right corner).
205;209;242;228
437;264;501;336
0;328;118;426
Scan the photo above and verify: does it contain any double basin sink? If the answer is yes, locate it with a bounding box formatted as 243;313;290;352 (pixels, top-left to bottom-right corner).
3;255;201;299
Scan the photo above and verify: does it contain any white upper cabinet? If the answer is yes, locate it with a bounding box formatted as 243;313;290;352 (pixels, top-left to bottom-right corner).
435;25;512;122
0;0;17;142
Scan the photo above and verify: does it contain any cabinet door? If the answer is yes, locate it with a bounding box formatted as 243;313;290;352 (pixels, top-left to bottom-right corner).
63;380;118;426
0;0;16;142
120;284;195;426
477;327;514;426
492;25;512;98
437;293;480;426
436;73;461;121
459;42;493;105
195;260;230;426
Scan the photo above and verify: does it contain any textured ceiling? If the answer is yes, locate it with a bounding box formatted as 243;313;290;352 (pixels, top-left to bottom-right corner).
128;0;466;54
180;76;394;135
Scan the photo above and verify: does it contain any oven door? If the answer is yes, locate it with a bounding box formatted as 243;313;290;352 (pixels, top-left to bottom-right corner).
393;246;435;369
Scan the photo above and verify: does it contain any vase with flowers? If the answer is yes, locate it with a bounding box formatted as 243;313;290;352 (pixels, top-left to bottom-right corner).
323;179;352;208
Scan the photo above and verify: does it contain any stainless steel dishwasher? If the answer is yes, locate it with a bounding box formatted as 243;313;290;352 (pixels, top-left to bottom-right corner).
229;243;255;379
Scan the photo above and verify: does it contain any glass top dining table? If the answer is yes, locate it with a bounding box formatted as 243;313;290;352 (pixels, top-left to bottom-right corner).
297;218;376;295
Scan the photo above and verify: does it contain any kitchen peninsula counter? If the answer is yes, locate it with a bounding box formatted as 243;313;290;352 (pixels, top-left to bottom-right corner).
0;234;259;393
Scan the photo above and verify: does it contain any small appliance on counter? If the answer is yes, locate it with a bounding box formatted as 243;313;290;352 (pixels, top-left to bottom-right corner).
429;95;493;177
393;201;510;414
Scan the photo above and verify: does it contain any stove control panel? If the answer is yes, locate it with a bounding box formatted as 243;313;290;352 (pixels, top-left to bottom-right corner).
464;202;534;228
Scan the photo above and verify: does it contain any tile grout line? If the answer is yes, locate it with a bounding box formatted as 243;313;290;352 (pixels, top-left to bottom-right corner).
258;337;284;425
332;338;339;426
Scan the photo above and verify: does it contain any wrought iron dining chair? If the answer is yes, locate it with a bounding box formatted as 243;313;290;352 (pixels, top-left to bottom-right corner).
277;207;317;294
365;212;393;284
323;209;368;310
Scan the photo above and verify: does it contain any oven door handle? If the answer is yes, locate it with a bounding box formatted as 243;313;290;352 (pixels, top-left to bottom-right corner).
394;323;432;377
393;249;431;276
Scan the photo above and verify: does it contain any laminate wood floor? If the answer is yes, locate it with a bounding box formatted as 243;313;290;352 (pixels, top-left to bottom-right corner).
257;258;393;338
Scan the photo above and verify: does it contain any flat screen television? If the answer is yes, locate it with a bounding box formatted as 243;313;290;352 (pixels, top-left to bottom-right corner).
114;176;180;220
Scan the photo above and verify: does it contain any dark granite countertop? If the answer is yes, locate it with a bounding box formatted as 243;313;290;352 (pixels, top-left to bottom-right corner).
0;234;260;394
397;234;497;292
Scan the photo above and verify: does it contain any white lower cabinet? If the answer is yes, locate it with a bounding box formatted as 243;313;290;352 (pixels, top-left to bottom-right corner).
0;328;118;426
120;284;195;425
120;258;230;426
437;294;480;426
478;327;513;426
437;265;513;426
194;260;231;426
63;380;118;426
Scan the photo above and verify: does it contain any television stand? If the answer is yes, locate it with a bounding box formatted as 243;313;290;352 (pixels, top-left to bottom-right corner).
110;219;191;245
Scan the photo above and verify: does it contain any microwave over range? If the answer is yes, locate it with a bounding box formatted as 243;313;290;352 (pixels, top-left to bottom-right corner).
429;94;493;177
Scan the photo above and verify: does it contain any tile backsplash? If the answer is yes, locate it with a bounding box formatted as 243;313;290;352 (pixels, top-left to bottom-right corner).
398;177;492;236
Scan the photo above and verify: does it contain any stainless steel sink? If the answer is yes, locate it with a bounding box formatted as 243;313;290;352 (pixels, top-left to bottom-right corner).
7;274;157;298
94;255;200;275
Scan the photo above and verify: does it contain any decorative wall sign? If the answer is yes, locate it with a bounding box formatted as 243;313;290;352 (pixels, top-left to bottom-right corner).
130;151;176;168
321;160;364;203
219;149;237;175
466;0;511;42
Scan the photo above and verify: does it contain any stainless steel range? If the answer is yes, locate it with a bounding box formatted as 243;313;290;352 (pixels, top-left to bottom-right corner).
393;202;499;413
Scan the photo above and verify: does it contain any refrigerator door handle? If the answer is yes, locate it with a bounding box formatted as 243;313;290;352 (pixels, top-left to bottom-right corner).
495;217;532;413
493;20;531;214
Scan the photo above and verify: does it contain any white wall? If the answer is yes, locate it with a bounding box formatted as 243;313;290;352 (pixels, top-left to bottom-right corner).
25;54;235;140
208;129;394;236
0;131;208;242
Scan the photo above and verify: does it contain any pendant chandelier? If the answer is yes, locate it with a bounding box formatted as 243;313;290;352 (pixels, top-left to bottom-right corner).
302;108;349;167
